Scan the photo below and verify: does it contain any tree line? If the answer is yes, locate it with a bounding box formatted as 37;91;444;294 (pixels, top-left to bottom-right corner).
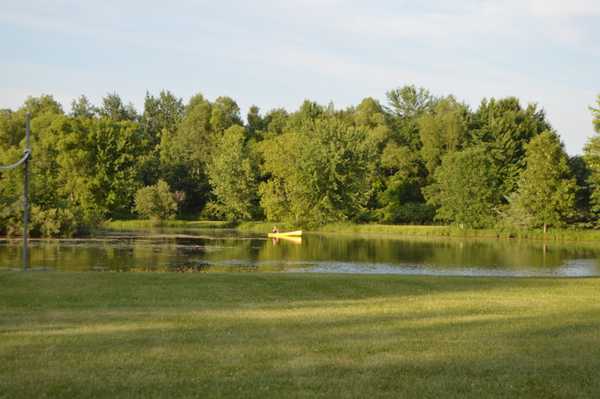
1;87;599;236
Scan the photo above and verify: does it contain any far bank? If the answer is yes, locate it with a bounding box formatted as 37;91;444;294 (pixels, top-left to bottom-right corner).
99;220;600;242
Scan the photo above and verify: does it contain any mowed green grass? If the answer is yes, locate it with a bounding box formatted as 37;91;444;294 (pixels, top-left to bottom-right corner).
1;273;600;398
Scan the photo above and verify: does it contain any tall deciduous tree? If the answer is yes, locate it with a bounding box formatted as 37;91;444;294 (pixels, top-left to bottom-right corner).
378;143;432;224
99;93;138;121
207;126;259;221
0;109;25;149
584;95;600;225
70;95;97;118
210;96;243;133
246;105;266;141
418;96;469;175
159;93;222;213
385;85;434;150
141;90;184;147
424;146;500;228
568;155;592;223
259;114;371;226
352;98;392;218
0;97;71;236
386;85;434;119
140;91;184;185
62;117;147;219
512;132;576;232
262;108;289;138
22;95;63;117
472;98;550;197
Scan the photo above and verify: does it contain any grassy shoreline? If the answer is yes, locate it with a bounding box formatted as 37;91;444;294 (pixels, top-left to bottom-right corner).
317;223;600;241
102;219;600;242
100;219;233;231
2;272;600;398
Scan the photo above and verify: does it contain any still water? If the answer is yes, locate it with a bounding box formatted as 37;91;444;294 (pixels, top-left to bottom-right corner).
1;229;600;277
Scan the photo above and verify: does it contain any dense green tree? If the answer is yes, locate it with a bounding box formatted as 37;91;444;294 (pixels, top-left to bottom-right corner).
418;97;469;175
259;114;371;226
92;119;147;218
0;89;594;236
584;95;600;225
49;116;104;226
386;85;434;119
354;98;386;129
568;156;592;223
386;85;434;150
0;96;63;156
71;95;97;118
377;143;433;223
511;132;576;232
0;109;24;149
210;96;243;133
0;98;75;236
262;108;289;138
246;105;266;141
57;117;148;220
206;125;259;221
0;110;116;236
99;93;138;121
287;100;324;131
424;146;500;228
22;95;63;117
139;91;184;185
0;140;26;235
141;91;184;147
471;98;550;197
163;94;213;161
351;98;393;218
159;93;215;213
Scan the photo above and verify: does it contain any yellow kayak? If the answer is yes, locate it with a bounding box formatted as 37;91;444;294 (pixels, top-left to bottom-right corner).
267;230;303;238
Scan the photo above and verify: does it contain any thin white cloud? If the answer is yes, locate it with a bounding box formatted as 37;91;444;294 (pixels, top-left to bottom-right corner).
0;0;597;153
527;0;600;17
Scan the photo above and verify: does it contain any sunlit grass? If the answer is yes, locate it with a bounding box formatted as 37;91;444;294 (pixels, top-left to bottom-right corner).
2;272;599;398
102;219;600;242
319;223;600;241
101;219;232;231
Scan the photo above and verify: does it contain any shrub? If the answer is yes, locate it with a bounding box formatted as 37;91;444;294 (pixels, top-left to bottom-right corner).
31;206;78;237
134;180;178;220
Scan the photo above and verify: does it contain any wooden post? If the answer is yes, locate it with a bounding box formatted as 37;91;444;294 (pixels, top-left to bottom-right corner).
23;113;31;270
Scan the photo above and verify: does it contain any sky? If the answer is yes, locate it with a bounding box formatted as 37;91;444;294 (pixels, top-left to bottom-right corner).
1;0;598;154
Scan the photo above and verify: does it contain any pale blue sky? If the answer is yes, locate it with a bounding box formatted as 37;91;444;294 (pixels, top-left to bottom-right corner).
1;0;598;154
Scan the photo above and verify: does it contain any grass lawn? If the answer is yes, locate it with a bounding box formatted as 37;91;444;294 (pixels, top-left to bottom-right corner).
1;272;600;398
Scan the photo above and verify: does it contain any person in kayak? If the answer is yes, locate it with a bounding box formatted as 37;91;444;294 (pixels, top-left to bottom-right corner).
272;226;279;234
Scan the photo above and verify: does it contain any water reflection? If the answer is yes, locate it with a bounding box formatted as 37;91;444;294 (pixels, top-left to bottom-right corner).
0;230;599;276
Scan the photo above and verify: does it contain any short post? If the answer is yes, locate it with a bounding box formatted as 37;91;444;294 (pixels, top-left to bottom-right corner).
23;114;31;270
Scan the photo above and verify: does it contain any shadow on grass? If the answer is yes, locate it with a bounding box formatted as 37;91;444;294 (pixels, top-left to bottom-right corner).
2;272;597;312
2;303;600;398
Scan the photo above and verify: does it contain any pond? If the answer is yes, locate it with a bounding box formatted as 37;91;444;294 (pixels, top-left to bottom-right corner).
1;229;600;277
